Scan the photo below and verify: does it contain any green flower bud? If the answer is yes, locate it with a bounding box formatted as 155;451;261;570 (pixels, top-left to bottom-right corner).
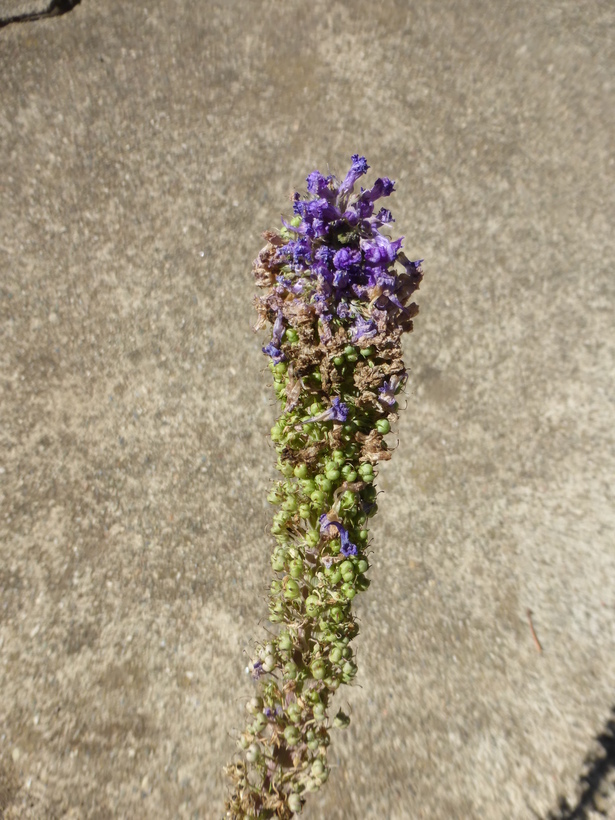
289;558;304;578
246;743;261;763
253;711;268;731
310;489;326;506
340;560;355;581
284;725;301;746
311;658;327;680
341;582;356;600
312;759;326;778
305;529;320;547
284;578;301;600
294;463;308;479
282;496;298;512
313;702;326;721
376;418;391;434
329;646;343;664
278;631;292;651
342;660;357;678
286;702;302;724
329;606;345;624
305;595;320;617
328;568;342;585
301;478;317;495
284;661;298;679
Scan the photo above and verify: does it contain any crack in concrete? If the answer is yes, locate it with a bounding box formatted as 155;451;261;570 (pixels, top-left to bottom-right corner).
0;0;81;28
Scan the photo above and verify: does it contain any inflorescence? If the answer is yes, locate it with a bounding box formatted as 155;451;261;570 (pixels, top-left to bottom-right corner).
225;155;423;818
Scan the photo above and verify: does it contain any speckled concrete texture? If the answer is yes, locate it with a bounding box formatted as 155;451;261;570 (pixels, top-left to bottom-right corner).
1;1;614;818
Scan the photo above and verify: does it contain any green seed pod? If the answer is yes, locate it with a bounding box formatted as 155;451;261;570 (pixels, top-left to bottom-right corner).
289;558;304;578
357;529;369;542
286;702;302;724
358;461;374;476
270;579;282;595
345;470;358;482
263;654;276;672
253;712;268;732
238;734;250;750
307;737;319;752
284;725;301;746
340;490;356;510
376;418;391;434
319;478;333;493
301;479;317;495
310;489;326;506
357;559;369;574
282;496;298;512
332;449;345;464
341;582;356;599
360;345;375;357
269;612;283;623
273;362;287;376
284;579;301;600
325;467;340;481
329;646;343;664
274;510;291;525
333;355;344;366
328;568;342;585
329;538;341;556
288;794;302;814
285;328;299;344
312;759;326;778
294;463;308;479
305;595;320;617
313;702;326;721
341;463;354;478
342;660;357;678
305;529;320;547
340;560;355;578
298;503;311;519
284;661;298;679
310;658;327;680
329;606;345;624
246;743;261;763
278;631;293;651
267;488;282;504
279;460;294;477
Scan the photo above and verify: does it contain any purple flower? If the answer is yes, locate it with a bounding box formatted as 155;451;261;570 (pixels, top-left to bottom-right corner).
262;311;286;362
318;514;358;557
350;316;377;342
360;177;395;204
375;207;394;224
338;154;369;197
262;342;284;363
333;248;361;270
306;170;335;200
378;373;405;407
360;234;403;266
309;397;348;423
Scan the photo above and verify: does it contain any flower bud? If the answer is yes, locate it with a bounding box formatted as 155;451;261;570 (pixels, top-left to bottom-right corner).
284;661;298;679
246;743;261;763
286;702;302;723
284;725;301;746
313;702;326;721
278;631;292;651
284;578;301;600
310;659;327;680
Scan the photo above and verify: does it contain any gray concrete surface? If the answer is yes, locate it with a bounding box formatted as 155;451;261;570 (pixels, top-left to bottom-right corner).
1;1;614;818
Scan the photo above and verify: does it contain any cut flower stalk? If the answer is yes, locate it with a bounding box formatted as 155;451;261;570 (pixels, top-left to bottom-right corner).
225;155;423;818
